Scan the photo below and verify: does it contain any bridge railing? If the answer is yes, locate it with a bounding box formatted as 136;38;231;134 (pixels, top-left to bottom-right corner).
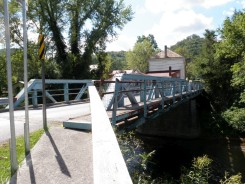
94;74;203;125
1;79;93;109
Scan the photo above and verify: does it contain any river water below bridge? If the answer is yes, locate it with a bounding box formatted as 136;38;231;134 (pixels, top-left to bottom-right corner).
139;135;245;182
135;95;245;182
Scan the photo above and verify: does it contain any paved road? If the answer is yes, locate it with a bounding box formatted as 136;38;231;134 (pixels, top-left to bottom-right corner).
0;102;90;143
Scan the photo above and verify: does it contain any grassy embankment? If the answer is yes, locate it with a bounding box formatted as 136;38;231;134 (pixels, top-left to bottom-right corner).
0;129;45;183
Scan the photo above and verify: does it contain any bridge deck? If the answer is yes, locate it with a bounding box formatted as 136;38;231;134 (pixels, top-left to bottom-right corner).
64;91;200;130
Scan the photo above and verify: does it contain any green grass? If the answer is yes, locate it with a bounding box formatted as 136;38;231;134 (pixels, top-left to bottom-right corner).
0;129;45;184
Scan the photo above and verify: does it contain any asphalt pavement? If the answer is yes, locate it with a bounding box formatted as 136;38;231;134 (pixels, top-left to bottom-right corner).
0;102;90;143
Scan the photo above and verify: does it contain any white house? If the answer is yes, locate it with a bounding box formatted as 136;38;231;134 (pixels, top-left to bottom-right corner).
147;46;186;79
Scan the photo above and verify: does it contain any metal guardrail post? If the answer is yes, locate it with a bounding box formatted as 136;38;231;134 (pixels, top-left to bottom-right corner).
180;81;183;100
140;82;144;102
112;79;119;125
161;81;165;110
99;79;104;98
32;90;38;108
172;81;176;103
155;81;159;98
143;80;147;118
64;83;69;103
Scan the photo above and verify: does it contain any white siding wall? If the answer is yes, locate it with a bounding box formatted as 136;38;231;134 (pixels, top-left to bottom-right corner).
148;58;186;79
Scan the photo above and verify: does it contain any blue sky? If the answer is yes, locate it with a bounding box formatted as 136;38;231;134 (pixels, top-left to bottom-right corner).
106;0;245;51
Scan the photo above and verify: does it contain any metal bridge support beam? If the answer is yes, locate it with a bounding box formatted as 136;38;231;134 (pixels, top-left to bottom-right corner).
161;82;165;110
143;80;147;118
180;81;183;100
117;93;124;107
155;82;160;98
172;81;176;103
64;83;69;103
75;84;88;101
147;84;154;101
112;79;119;125
32;90;38;108
140;82;144;102
45;91;57;103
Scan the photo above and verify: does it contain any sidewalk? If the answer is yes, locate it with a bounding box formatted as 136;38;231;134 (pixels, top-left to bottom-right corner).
9;125;93;184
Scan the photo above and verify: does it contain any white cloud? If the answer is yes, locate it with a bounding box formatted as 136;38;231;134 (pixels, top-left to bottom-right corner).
106;0;233;51
202;0;233;8
241;0;245;8
106;35;135;51
145;9;213;47
144;0;233;14
223;7;235;17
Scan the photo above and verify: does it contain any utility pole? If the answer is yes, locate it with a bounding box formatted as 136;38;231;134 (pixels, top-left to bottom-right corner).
4;0;18;174
17;0;30;155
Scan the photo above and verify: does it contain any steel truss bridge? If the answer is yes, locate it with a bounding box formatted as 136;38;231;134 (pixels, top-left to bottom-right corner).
1;73;204;183
1;73;203;129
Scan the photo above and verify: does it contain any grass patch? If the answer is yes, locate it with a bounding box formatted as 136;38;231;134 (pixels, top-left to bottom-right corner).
0;129;45;183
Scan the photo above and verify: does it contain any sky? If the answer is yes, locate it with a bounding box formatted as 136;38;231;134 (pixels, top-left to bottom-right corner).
106;0;245;51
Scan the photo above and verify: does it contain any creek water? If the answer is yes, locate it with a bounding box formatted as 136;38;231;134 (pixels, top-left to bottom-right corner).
136;96;245;182
139;135;245;182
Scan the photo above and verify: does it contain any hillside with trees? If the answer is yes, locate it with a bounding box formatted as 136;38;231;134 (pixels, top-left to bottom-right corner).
171;11;245;134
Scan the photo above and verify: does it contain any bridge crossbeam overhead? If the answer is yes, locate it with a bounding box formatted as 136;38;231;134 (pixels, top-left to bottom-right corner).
97;73;203;128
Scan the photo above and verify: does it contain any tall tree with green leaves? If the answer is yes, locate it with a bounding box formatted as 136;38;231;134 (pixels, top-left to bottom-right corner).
126;39;155;73
136;34;159;51
218;11;245;132
108;51;127;71
28;0;133;79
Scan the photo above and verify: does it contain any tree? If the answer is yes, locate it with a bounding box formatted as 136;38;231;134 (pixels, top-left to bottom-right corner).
96;51;112;79
193;29;237;110
170;34;205;80
27;0;133;79
126;39;155;73
108;51;127;70
136;34;159;51
217;11;245;132
171;34;204;60
0;50;7;96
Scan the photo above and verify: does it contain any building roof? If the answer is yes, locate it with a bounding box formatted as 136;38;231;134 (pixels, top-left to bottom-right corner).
151;49;183;59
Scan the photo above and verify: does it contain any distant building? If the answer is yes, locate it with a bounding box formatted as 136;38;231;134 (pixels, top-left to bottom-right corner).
147;46;186;79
